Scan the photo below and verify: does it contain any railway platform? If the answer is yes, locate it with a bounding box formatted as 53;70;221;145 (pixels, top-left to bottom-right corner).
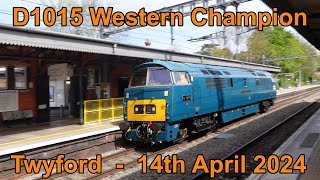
0;85;318;157
0;119;121;156
248;105;320;180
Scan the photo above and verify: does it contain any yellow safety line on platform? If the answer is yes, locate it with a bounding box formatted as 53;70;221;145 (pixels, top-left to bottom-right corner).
0;121;122;147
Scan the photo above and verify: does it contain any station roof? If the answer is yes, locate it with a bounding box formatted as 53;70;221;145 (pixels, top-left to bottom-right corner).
262;0;320;50
0;25;281;72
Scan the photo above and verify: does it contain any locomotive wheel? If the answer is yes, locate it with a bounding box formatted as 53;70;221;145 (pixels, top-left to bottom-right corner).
211;115;219;132
176;128;188;144
260;101;271;113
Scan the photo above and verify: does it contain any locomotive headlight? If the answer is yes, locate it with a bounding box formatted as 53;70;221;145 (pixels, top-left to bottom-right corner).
134;105;144;114
146;105;156;114
126;93;129;98
273;85;276;91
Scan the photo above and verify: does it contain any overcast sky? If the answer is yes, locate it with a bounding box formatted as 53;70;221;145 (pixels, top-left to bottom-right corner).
0;0;316;53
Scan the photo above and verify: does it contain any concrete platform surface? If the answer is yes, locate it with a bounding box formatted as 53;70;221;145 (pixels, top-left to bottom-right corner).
277;85;319;96
248;107;320;180
0;119;121;156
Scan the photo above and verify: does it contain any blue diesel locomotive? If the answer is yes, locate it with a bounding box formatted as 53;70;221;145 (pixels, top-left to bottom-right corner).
121;60;277;143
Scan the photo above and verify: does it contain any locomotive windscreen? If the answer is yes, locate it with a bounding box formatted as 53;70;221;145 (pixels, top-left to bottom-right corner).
129;67;172;87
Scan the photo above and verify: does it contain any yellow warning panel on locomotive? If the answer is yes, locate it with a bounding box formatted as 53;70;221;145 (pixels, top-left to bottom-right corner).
127;99;166;121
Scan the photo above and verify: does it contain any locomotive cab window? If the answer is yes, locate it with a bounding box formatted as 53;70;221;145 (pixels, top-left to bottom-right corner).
130;67;172;87
173;72;190;85
0;66;7;90
130;68;147;87
148;67;172;86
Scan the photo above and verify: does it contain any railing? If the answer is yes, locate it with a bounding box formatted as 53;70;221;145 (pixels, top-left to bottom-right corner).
84;98;123;124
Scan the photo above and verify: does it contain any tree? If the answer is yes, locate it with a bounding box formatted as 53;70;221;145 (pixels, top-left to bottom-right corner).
247;27;319;87
246;30;272;63
198;44;233;59
41;0;104;38
198;27;319;87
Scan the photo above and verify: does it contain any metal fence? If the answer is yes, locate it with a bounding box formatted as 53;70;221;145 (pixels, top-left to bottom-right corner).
84;98;123;124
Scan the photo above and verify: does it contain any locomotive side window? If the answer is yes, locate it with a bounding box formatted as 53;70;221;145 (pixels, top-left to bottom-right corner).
206;78;213;88
256;79;260;85
214;78;225;88
228;78;233;88
208;70;217;75
206;78;225;88
223;71;231;75
244;78;247;87
173;72;190;85
147;68;172;86
201;70;209;75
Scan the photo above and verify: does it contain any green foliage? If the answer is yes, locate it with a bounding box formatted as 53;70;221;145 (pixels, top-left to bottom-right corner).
198;27;319;87
197;44;233;59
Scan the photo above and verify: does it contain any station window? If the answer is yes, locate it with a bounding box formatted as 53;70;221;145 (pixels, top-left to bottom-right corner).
87;68;96;88
228;78;233;88
201;70;209;75
244;78;247;87
14;67;27;89
0;66;7;89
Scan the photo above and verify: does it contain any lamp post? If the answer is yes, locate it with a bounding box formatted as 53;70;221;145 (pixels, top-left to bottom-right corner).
292;70;302;87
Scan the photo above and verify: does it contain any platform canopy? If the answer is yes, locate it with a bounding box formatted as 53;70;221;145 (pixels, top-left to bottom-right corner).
263;0;320;51
0;25;281;72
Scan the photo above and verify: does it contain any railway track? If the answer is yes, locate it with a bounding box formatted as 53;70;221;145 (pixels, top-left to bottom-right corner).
191;99;320;180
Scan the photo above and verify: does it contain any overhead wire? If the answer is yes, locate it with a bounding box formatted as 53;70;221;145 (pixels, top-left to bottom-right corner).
17;0;196;40
0;12;199;52
6;1;202;51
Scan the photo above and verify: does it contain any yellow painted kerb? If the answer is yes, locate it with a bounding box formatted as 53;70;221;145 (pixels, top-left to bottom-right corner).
127;99;166;121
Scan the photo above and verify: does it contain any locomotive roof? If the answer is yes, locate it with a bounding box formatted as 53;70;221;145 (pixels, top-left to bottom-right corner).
135;60;272;77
